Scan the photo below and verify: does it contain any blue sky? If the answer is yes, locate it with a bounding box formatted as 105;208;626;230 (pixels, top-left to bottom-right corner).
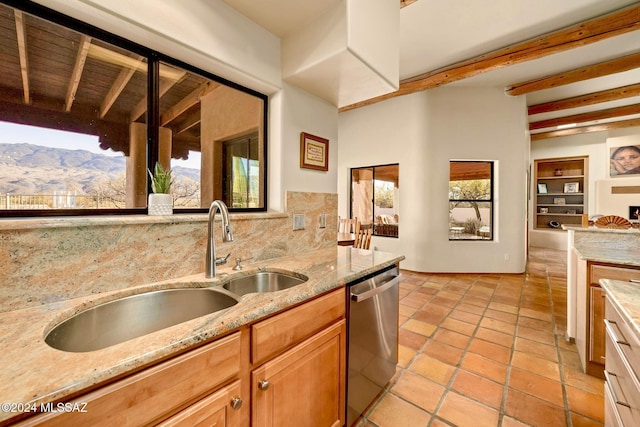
0;121;200;169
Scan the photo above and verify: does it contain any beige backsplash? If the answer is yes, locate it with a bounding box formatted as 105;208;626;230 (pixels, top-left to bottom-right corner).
0;191;337;313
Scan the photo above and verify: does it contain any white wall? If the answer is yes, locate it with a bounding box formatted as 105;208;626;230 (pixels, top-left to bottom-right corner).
339;87;528;273
278;84;338;208
529;127;640;249
37;0;340;212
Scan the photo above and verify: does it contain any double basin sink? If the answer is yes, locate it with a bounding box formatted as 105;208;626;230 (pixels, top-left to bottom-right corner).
45;271;308;353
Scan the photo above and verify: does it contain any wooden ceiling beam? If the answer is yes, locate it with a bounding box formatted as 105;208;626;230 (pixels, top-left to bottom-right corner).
100;56;144;118
65;35;92;112
340;3;640;112
174;110;201;134
400;0;418;8
529;103;640;130
507;52;640;96
530;118;640;140
160;81;218;126
14;10;30;104
528;83;640;115
130;78;177;122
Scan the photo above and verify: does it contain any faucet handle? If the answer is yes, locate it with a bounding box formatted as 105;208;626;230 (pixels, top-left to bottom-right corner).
215;252;231;265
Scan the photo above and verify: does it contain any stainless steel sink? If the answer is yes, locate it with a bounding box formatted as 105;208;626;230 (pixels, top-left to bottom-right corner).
45;288;239;352
222;271;308;296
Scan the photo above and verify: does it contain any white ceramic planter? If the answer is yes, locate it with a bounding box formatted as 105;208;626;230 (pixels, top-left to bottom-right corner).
148;193;173;216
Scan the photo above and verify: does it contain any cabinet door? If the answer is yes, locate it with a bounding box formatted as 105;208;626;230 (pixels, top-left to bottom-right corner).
252;320;346;427
589;285;606;368
158;380;243;427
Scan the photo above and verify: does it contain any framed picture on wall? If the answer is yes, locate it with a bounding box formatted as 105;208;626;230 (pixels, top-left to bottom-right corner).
609;145;640;177
300;132;329;171
630;206;640;222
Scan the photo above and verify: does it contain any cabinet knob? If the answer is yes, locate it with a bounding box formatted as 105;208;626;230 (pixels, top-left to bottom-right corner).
230;397;243;410
258;380;270;391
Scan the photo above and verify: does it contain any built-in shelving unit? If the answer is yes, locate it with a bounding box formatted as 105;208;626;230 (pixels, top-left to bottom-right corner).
534;156;588;230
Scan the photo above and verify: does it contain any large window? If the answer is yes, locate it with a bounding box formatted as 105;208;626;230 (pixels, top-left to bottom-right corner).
0;1;267;216
350;164;399;237
449;161;493;240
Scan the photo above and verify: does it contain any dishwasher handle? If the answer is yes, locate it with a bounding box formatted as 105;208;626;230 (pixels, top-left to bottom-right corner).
351;275;399;303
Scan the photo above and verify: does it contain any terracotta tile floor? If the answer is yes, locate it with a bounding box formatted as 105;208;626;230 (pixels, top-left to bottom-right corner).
356;247;605;427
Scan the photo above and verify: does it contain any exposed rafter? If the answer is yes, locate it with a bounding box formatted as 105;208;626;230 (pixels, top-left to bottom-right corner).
130;78;179;122
160;81;218;126
507;52;640;96
174;110;201;134
13;10;29;104
65;35;92;112
340;3;640;112
529;104;640;130
100;56;144;118
530;118;640;141
400;0;418;8
528;83;640;115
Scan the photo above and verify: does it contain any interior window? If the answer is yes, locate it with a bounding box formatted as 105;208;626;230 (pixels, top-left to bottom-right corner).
0;2;267;215
449;161;493;240
350;164;399;237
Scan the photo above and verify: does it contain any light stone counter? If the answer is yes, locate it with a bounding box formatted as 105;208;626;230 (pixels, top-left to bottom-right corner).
0;246;404;424
600;279;640;343
571;246;640;268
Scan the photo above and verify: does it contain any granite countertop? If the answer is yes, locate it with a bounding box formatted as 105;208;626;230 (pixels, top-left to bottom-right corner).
600;279;640;343
564;225;640;234
572;246;640;268
0;246;404;424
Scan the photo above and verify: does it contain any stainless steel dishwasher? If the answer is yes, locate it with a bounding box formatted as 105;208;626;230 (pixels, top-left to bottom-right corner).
346;266;399;427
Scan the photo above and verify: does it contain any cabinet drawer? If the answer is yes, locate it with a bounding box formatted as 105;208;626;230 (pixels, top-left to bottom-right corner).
251;288;345;365
604;332;640;427
604;382;623;427
19;332;241;427
605;298;640;380
158;379;242;427
591;264;640;285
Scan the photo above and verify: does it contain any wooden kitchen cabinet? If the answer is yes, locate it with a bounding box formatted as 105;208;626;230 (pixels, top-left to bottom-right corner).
17;332;243;426
581;262;640;378
251;320;346;427
250;287;347;427
589;285;606;370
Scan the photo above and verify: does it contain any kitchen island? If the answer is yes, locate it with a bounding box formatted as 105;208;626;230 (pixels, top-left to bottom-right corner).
564;225;640;377
0;245;404;426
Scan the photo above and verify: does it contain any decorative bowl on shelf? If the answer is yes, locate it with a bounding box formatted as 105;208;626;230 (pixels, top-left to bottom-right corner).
549;221;560;228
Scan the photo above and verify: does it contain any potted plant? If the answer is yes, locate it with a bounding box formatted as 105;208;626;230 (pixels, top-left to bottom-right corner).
147;162;173;215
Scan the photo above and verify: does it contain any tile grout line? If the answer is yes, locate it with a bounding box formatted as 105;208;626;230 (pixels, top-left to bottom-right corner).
425;274;495;426
544;250;574;427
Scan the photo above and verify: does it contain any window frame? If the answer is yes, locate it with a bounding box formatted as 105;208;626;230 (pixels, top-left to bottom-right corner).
448;160;494;241
349;163;399;238
0;0;268;217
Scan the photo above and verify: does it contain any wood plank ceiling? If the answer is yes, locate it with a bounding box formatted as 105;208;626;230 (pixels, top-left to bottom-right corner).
0;3;209;159
343;1;640;141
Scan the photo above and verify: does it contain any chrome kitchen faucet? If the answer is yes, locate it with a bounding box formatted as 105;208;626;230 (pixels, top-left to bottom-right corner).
205;200;233;278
